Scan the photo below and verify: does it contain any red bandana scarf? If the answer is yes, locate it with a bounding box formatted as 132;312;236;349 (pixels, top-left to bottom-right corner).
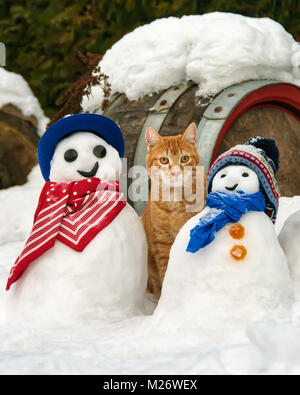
6;177;126;290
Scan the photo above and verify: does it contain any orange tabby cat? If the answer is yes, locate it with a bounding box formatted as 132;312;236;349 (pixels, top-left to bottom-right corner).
141;123;207;299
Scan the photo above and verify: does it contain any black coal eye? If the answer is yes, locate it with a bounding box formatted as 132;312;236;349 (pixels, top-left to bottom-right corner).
242;172;249;177
221;174;226;178
93;145;107;158
64;149;78;162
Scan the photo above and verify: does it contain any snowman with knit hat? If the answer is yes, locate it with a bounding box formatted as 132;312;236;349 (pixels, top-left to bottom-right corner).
5;113;147;326
154;137;293;328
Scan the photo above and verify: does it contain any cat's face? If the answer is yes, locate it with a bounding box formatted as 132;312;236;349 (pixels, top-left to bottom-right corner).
145;123;200;188
211;165;260;194
49;131;122;183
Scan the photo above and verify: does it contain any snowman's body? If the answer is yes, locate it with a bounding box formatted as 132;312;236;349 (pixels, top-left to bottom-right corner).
7;204;147;325
6;131;148;325
155;165;293;327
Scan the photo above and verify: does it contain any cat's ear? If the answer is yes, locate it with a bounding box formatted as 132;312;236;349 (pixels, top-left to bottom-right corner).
145;126;162;151
182;122;197;147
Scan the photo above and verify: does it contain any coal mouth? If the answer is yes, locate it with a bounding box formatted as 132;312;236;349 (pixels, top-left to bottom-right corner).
77;162;99;178
225;183;238;191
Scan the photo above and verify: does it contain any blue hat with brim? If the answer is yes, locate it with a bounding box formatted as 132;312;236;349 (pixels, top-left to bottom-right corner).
38;113;125;181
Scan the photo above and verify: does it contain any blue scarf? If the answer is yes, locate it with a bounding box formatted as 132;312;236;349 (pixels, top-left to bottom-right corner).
186;191;266;253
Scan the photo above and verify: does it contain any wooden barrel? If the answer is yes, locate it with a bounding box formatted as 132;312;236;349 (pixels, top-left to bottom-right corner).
0;104;40;189
100;80;300;215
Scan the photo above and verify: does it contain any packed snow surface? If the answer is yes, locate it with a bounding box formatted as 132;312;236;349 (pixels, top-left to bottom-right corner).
0;166;300;374
81;12;300;112
0;67;49;135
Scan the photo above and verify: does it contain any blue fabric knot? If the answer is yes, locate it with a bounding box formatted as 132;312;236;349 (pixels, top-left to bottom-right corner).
186;191;266;253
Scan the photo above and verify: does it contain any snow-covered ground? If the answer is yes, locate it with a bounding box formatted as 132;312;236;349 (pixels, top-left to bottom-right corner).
0;166;300;375
82;12;300;113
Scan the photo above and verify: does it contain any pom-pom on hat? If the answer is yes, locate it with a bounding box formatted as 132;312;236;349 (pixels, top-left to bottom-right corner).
38;113;125;182
207;137;280;223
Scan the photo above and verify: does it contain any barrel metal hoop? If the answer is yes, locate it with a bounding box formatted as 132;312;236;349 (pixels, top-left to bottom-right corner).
97;93;124;116
196;80;291;172
106;92;123;109
133;82;194;215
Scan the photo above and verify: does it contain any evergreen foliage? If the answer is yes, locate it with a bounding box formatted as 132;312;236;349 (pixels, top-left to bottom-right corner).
0;0;299;117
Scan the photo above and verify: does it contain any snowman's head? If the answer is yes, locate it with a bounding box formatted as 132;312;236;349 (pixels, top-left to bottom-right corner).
211;165;260;194
49;131;122;183
207;137;280;223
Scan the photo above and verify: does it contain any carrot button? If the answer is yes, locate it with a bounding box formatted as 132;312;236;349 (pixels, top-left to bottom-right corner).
229;223;245;239
231;245;247;261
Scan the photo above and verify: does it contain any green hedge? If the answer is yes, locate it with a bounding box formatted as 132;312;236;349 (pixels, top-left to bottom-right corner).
0;0;299;118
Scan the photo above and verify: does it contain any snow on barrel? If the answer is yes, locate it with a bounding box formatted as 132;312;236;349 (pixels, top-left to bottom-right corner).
79;12;300;214
0;67;48;189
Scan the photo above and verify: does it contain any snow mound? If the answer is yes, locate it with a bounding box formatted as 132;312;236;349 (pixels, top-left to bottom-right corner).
0;166;43;246
0;67;49;135
82;12;300;112
276;196;300;234
292;43;300;68
279;210;300;283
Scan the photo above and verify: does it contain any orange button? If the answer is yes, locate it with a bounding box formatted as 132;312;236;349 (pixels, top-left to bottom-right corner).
231;245;247;261
229;223;245;239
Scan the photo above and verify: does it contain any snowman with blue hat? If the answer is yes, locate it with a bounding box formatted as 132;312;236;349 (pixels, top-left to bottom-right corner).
6;114;148;325
155;137;293;327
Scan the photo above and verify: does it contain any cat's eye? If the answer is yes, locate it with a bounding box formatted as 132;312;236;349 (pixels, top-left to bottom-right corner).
93;145;107;158
160;157;169;165
220;174;226;178
64;149;78;162
242;172;249;177
181;155;190;163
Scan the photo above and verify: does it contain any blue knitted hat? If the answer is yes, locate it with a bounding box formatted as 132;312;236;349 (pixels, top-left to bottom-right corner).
207;137;280;223
38;113;125;181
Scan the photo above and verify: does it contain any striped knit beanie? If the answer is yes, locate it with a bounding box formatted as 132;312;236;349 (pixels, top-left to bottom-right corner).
207;137;280;223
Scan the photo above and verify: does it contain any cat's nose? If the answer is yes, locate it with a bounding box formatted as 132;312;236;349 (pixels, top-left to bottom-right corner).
171;168;181;178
